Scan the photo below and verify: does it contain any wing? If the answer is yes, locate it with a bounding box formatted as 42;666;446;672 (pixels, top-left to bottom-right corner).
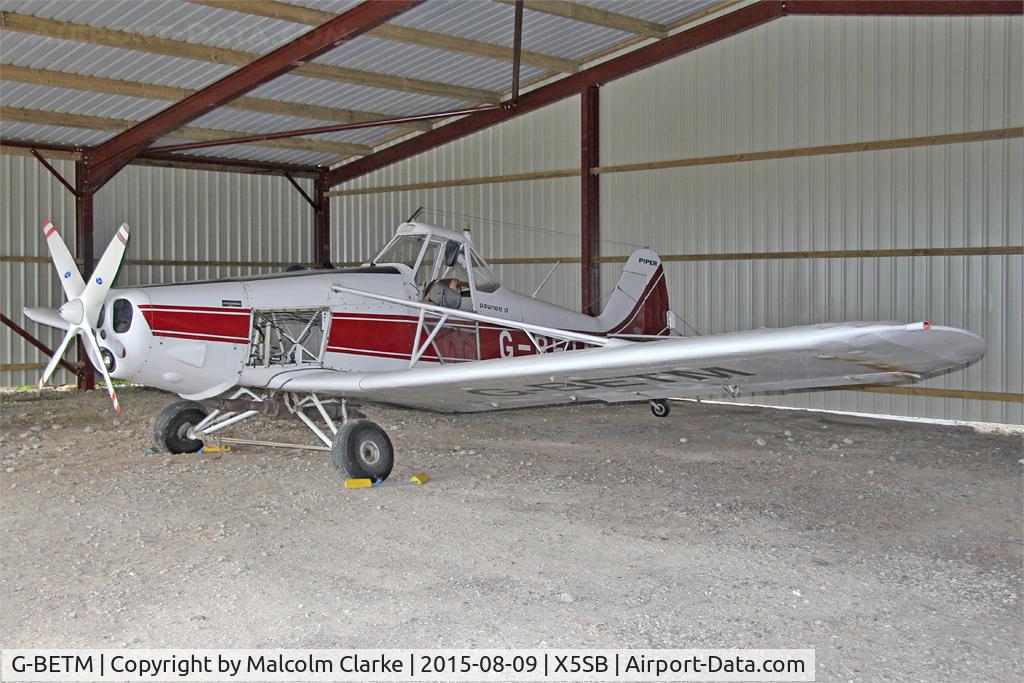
244;321;985;413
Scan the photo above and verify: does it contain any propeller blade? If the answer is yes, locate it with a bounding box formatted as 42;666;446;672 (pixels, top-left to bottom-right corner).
81;328;120;414
37;327;77;389
80;224;129;325
24;306;71;331
41;220;86;300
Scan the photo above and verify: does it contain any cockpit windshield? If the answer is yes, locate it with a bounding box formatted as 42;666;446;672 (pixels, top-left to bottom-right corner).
373;227;501;295
374;234;426;268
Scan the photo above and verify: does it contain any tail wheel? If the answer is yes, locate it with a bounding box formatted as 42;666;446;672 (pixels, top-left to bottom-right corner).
650;399;671;418
154;400;207;453
332;419;394;481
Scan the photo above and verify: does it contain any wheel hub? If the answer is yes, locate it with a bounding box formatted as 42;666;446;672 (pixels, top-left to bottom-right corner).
359;439;381;466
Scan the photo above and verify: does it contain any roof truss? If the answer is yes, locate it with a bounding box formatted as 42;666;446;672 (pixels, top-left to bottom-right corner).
0;137;321;177
0;106;371;157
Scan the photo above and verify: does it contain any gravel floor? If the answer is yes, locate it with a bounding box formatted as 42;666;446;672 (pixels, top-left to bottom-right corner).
1;387;1021;681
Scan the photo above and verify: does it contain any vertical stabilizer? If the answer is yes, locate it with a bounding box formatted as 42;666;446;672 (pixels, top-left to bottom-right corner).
595;249;672;335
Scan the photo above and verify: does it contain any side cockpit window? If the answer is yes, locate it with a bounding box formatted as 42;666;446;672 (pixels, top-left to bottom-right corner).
471;254;500;293
112;299;133;333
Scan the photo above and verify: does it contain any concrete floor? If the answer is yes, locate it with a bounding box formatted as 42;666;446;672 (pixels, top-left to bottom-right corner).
1;387;1021;680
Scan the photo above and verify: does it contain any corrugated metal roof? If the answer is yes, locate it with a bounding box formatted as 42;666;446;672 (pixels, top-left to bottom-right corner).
1;81;169;121
578;0;720;25
313;35;546;91
0;32;236;87
248;74;469;114
0;121;113;147
1;0;738;168
2;0;310;53
384;0;637;61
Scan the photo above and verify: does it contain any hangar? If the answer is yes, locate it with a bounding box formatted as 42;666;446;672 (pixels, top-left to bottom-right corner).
1;1;1021;679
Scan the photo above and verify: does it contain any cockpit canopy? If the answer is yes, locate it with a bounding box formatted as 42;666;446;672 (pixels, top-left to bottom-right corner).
372;222;500;295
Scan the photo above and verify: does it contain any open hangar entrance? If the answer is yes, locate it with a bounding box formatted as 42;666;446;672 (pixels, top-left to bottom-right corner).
1;1;1020;423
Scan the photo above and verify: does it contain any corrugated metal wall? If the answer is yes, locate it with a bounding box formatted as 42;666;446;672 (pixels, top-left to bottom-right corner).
1;154;77;387
1;154;314;387
596;15;1022;424
331;14;1022;424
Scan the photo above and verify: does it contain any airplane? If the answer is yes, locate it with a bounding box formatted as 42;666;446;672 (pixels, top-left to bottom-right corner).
25;218;986;482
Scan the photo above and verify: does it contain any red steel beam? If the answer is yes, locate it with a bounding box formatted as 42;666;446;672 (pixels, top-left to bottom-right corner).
510;0;525;105
284;171;319;210
326;1;786;187
147;105;502;154
2;138;321;177
74;159;96;391
30;149;78;197
580;85;600;316
136;151;319;178
785;1;1023;15
314;170;331;267
85;0;423;190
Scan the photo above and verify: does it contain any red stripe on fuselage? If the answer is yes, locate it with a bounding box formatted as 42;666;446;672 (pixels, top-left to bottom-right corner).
326;314;589;363
327;314;479;362
139;305;251;344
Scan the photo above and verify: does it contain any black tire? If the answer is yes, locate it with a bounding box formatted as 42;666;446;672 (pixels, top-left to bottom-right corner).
154;400;207;454
650;399;671;418
331;419;394;481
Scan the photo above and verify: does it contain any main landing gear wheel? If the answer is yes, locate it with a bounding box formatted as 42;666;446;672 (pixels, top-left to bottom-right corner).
650;399;671;418
154;400;207;453
332;419;394;482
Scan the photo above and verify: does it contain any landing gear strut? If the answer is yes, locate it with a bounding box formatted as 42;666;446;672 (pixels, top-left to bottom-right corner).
155;389;397;482
649;399;671;418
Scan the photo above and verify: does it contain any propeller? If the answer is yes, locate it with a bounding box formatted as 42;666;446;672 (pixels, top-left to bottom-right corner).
37;220;130;413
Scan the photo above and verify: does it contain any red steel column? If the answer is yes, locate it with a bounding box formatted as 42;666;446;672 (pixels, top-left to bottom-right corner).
581;85;600;315
314;170;331;266
74;159;96;391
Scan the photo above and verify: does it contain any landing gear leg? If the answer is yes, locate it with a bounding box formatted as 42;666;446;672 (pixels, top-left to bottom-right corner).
650;399;671;418
168;390;398;483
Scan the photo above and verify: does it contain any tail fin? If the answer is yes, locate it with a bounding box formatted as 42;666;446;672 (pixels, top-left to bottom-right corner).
595;249;672;335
